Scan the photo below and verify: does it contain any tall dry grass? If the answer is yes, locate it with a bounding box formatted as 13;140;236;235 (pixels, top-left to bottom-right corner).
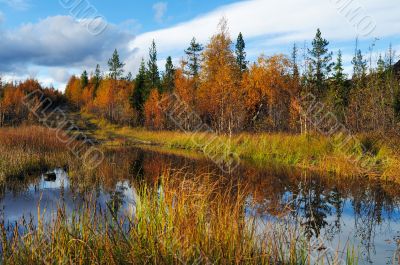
85;114;400;181
0;172;359;264
0;126;74;181
0;126;71;151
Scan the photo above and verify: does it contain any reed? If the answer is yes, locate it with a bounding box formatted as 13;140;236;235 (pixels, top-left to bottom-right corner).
0;126;74;181
83;114;400;181
0;172;359;264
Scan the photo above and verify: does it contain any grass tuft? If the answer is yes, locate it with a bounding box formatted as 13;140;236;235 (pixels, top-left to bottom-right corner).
0;172;359;264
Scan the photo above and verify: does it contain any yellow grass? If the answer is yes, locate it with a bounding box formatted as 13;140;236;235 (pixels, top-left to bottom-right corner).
81;113;400;182
0;126;75;181
1;171;359;264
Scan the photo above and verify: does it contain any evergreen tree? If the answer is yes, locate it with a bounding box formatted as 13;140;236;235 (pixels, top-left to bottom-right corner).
332;50;348;108
308;29;333;96
80;70;88;89
291;43;300;79
131;59;149;124
377;54;386;75
93;64;102;95
184;37;203;78
108;49;125;80
162;56;175;92
333;50;346;86
125;72;133;82
351;49;367;80
147;40;161;92
386;43;395;68
235;32;248;73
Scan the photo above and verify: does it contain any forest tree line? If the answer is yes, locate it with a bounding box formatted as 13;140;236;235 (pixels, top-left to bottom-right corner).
0;79;64;126
1;19;400;134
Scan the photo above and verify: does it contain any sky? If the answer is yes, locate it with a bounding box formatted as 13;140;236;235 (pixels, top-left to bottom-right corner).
0;0;399;91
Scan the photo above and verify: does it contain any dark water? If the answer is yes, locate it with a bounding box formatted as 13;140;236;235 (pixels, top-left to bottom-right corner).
0;147;399;264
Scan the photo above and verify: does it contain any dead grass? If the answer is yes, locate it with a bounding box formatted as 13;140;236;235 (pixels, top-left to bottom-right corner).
0;171;359;264
0;126;75;181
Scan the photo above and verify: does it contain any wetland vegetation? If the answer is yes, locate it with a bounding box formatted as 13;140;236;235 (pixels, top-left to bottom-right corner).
0;16;400;265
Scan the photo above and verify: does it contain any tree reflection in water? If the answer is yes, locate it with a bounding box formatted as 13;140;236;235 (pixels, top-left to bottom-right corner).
1;147;400;264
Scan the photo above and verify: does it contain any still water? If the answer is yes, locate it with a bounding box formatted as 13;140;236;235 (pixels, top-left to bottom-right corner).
0;147;399;264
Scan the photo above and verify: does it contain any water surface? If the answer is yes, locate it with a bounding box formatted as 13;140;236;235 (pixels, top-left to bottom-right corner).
1;147;399;264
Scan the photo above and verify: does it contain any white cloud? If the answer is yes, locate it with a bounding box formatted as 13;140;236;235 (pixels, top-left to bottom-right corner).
0;16;133;69
2;0;400;90
128;0;400;73
152;2;168;23
0;15;137;91
48;67;72;84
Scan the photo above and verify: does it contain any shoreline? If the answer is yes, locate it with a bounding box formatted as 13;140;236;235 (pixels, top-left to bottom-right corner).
79;113;400;183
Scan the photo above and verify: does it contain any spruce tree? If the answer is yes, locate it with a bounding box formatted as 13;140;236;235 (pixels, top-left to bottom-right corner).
93;64;102;95
131;59;149;124
108;49;125;80
333;50;345;86
185;37;203;78
308;28;333;97
125;72;133;82
162;56;175;93
235;32;248;73
332;50;348;108
147;40;161;92
386;43;395;68
377;54;386;75
351;49;367;80
291;43;299;79
80;70;88;89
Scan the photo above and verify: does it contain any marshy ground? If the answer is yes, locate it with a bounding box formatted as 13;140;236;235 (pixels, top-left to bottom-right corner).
1;123;400;264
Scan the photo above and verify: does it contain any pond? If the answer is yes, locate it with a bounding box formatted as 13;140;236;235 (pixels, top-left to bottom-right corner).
0;147;399;264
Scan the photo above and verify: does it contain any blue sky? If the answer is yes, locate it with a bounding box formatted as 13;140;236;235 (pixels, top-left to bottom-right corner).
0;0;399;91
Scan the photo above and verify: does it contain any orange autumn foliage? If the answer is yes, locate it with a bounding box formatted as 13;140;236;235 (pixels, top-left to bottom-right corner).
65;73;136;125
144;89;164;130
59;21;310;133
174;68;195;106
65;76;82;108
81;83;95;106
197;19;245;134
93;79;135;124
0;79;64;126
242;55;296;131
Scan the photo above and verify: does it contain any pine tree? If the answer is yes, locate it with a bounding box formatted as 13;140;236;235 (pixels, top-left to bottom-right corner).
162;56;175;92
235;32;248;73
184;37;203;78
108;49;125;80
147;40;161;92
308;28;333;97
80;70;89;89
131;59;149;124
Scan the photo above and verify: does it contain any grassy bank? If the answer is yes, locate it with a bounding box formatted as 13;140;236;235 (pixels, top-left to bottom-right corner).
82;113;400;182
0;126;76;181
1;172;358;264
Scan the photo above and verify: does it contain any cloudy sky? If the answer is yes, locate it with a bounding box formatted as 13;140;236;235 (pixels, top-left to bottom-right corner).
0;0;399;91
